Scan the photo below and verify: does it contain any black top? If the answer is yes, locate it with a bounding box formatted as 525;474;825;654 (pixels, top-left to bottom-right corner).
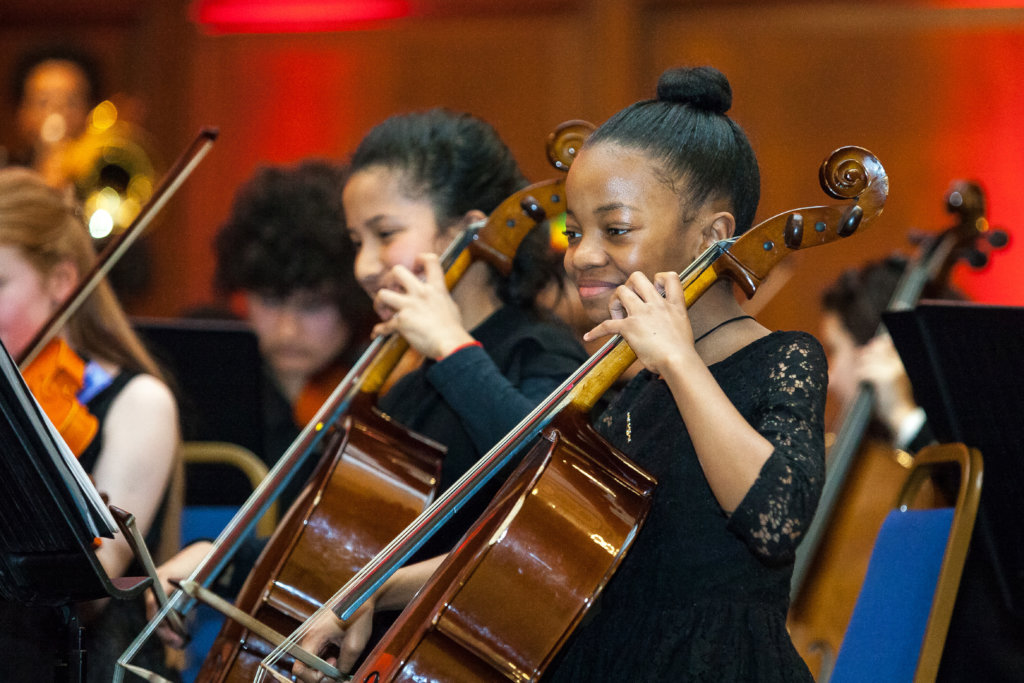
547;331;826;682
82;370;180;683
79;370;133;469
378;305;587;559
81;369;172;566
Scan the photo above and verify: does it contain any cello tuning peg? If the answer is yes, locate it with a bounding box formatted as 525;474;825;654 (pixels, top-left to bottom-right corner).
987;229;1009;249
837;204;862;237
784;213;804;249
519;196;547;223
966;248;989;269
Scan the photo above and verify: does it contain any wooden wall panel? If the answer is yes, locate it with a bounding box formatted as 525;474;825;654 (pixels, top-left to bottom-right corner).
3;1;1023;336
642;5;1024;338
173;13;591;315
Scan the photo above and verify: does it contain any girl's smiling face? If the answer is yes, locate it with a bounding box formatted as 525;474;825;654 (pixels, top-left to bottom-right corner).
343;165;449;299
563;142;727;324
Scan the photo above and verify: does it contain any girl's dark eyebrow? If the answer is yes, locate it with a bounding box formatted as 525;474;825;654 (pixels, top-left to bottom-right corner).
566;202;637;218
365;215;392;228
595;202;636;214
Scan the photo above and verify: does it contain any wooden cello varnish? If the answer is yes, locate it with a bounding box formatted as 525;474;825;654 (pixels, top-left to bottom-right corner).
198;393;446;680
358;407;656;681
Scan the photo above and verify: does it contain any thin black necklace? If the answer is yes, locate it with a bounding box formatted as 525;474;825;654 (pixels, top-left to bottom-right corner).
694;315;754;344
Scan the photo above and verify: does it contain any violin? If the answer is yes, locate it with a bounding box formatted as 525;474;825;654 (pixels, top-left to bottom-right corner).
174;122;593;683
261;146;889;681
787;179;1008;678
21;337;99;457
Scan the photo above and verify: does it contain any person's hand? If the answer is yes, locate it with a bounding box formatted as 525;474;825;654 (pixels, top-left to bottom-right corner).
144;540;212;649
372;253;474;360
583;271;696;376
856;334;918;434
292;600;375;682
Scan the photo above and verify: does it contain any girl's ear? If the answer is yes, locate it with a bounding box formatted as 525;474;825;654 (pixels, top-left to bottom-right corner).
700;212;736;250
434;209;488;253
45;260;79;307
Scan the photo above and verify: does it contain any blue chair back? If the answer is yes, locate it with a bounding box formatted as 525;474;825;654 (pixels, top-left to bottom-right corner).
830;507;954;682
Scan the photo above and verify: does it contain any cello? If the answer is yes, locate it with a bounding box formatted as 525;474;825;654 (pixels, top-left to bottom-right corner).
787;180;1008;679
263;146;889;682
164;122;593;683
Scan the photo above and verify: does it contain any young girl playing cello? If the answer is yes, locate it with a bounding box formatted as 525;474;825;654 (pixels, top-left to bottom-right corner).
149;110;586;676
296;65;826;682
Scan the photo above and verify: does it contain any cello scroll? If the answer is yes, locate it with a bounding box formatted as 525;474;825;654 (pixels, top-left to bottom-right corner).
545;120;594;171
571;146;887;414
717;146;887;298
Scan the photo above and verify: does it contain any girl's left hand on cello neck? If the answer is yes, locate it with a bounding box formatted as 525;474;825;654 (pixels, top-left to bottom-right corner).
583;271;698;377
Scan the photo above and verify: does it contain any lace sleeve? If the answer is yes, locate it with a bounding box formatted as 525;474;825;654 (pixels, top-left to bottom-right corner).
727;334;827;564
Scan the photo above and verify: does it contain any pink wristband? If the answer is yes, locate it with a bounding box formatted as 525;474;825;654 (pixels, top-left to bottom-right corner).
439;340;482;360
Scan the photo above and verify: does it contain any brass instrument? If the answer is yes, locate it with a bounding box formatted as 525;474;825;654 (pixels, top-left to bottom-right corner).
62;99;157;240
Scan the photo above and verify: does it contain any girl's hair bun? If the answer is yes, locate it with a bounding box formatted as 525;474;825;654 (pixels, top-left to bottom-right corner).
656;66;732;115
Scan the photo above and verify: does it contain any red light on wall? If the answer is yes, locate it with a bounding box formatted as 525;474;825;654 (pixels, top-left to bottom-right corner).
192;0;411;34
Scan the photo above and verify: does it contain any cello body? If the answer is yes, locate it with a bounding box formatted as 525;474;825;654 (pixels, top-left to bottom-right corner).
354;408;656;682
197;392;443;681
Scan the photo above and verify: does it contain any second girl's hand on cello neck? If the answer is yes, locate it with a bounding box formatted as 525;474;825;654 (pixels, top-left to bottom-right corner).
370;251;489;362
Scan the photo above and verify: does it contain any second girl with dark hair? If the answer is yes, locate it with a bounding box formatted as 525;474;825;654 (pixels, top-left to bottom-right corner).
344;108;585;560
150;110;587;672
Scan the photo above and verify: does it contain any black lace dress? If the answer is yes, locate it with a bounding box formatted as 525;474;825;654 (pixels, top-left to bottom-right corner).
546;331;826;682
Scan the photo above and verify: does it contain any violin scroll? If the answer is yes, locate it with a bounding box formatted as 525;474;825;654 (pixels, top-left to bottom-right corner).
546;119;595;171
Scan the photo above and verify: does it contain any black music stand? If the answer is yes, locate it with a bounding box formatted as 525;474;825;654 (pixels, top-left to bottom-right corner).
884;301;1024;678
133;316;271;513
133;316;265;460
0;339;150;682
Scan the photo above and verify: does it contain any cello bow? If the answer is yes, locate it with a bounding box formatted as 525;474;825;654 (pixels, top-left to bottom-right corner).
260;146;888;681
